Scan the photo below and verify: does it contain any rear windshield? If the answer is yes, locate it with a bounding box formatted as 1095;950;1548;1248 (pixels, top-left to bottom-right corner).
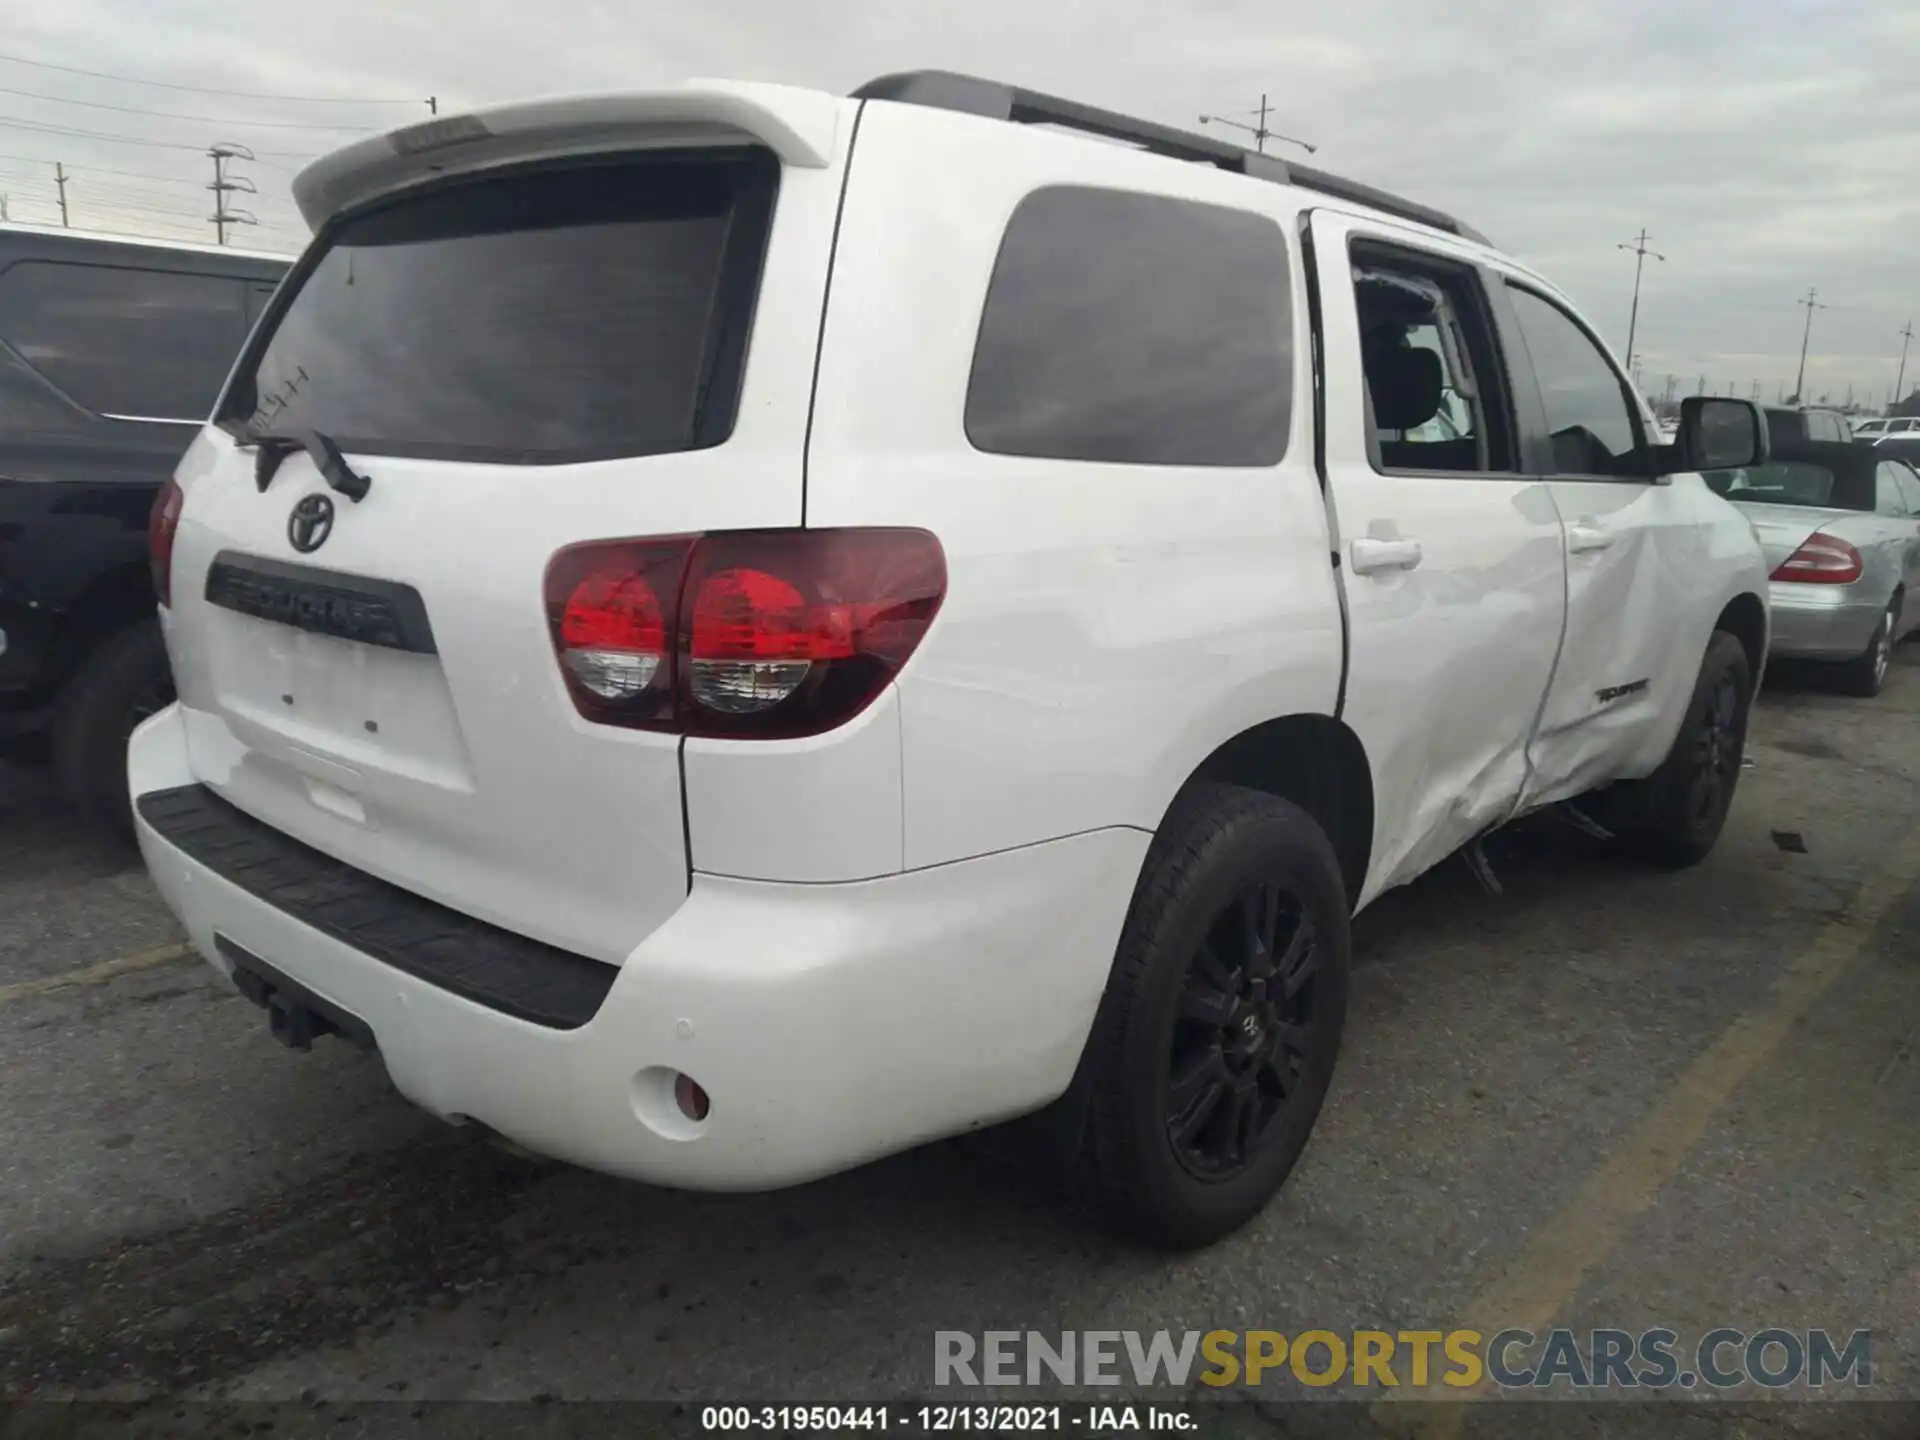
220;150;777;465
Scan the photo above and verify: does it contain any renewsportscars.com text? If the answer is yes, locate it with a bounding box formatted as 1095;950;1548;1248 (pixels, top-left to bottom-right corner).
933;1328;1873;1392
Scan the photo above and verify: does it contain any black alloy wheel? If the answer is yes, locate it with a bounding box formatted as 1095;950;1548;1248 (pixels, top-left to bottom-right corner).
1166;881;1321;1179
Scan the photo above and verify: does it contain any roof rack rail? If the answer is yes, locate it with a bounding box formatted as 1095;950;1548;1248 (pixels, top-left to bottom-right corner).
850;70;1490;247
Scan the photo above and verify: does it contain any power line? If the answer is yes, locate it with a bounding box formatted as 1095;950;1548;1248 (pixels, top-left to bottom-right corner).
0;50;422;105
0;150;223;182
0;112;316;158
0;82;381;131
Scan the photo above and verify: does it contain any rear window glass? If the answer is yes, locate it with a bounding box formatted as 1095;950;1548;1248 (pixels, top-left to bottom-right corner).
224;151;778;465
965;186;1292;467
1705;459;1873;510
0;261;249;420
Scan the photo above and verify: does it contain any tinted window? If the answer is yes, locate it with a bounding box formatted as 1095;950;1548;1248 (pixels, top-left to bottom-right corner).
0;261;247;420
1352;251;1511;474
1506;286;1646;478
966;187;1291;466
224;153;777;464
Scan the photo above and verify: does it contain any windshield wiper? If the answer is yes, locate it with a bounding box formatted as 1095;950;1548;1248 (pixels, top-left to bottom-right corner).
240;428;372;502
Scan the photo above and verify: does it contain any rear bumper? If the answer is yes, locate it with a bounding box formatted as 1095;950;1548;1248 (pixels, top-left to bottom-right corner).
1765;582;1886;661
130;703;1145;1190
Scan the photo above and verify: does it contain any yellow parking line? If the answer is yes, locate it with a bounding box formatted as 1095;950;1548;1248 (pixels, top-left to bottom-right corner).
1382;828;1920;1437
0;941;196;1006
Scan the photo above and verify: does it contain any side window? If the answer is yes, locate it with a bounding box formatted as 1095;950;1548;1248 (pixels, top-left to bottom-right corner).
0;261;248;421
1350;248;1512;475
965;186;1291;466
1895;465;1920;514
1505;285;1650;479
1877;463;1913;515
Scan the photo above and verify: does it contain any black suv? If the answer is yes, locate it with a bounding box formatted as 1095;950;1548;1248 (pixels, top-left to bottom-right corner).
0;224;288;835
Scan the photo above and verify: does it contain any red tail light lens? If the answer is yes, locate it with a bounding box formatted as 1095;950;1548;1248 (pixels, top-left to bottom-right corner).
543;528;945;738
545;537;693;726
1771;532;1862;584
148;478;184;608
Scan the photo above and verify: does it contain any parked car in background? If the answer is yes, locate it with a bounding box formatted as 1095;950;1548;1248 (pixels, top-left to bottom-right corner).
1766;406;1853;447
130;72;1770;1248
1706;441;1920;696
1854;416;1920;439
0;224;289;835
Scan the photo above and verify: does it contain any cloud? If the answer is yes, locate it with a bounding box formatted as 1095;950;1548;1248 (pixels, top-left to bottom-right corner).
0;0;1911;400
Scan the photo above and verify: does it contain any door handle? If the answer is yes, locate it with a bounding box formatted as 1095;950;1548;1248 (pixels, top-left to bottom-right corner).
1349;537;1424;575
1567;522;1615;554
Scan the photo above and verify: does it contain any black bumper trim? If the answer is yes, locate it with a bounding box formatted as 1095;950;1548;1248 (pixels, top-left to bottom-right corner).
137;784;617;1029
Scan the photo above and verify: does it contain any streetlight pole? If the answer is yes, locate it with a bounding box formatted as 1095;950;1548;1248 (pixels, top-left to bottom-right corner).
1897;320;1914;409
1616;229;1664;374
1793;288;1827;404
1197;94;1317;155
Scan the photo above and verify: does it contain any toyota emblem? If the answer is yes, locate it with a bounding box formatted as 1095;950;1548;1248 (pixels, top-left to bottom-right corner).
287;493;335;554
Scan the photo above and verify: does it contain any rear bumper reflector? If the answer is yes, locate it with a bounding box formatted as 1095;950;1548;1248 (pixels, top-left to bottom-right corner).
136;784;616;1029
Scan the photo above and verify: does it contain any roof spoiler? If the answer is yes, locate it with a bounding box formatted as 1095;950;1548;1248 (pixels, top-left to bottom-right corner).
292;80;841;231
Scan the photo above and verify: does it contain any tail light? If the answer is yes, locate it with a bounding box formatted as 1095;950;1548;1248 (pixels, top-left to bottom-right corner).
148;478;184;607
1771;532;1862;584
544;528;946;739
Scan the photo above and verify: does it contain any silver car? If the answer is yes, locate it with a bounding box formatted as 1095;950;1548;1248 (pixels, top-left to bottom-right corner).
1707;442;1920;696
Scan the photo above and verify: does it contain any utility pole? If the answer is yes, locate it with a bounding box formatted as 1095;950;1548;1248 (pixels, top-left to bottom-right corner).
1793;288;1827;403
1197;94;1316;155
208;143;258;246
1751;379;1760;401
53;162;68;227
427;96;438;115
1696;374;1706;396
1896;320;1914;409
1616;229;1665;374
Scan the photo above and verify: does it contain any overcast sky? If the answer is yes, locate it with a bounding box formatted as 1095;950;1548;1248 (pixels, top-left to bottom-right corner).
1;0;1914;405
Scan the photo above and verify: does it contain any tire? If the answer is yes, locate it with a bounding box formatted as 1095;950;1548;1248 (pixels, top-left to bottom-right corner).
1607;630;1752;869
1833;597;1897;698
1074;783;1350;1250
52;620;174;842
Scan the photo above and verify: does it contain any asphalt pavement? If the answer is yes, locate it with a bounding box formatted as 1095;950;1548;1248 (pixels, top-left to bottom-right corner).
3;653;1918;1438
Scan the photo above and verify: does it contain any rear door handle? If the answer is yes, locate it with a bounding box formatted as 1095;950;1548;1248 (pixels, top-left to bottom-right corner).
1567;522;1615;554
1349;537;1424;575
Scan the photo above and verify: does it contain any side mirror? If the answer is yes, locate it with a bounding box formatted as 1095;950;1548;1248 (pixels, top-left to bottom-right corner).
1675;396;1769;472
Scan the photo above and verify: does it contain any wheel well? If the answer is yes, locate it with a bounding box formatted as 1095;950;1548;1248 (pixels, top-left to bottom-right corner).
52;563;156;684
1182;715;1374;905
1714;592;1766;680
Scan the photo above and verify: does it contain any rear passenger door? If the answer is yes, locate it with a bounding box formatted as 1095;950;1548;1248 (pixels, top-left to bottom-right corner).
1307;211;1566;898
1490;276;1698;806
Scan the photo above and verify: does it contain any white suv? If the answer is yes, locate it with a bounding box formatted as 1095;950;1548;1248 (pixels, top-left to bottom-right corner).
133;71;1772;1247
